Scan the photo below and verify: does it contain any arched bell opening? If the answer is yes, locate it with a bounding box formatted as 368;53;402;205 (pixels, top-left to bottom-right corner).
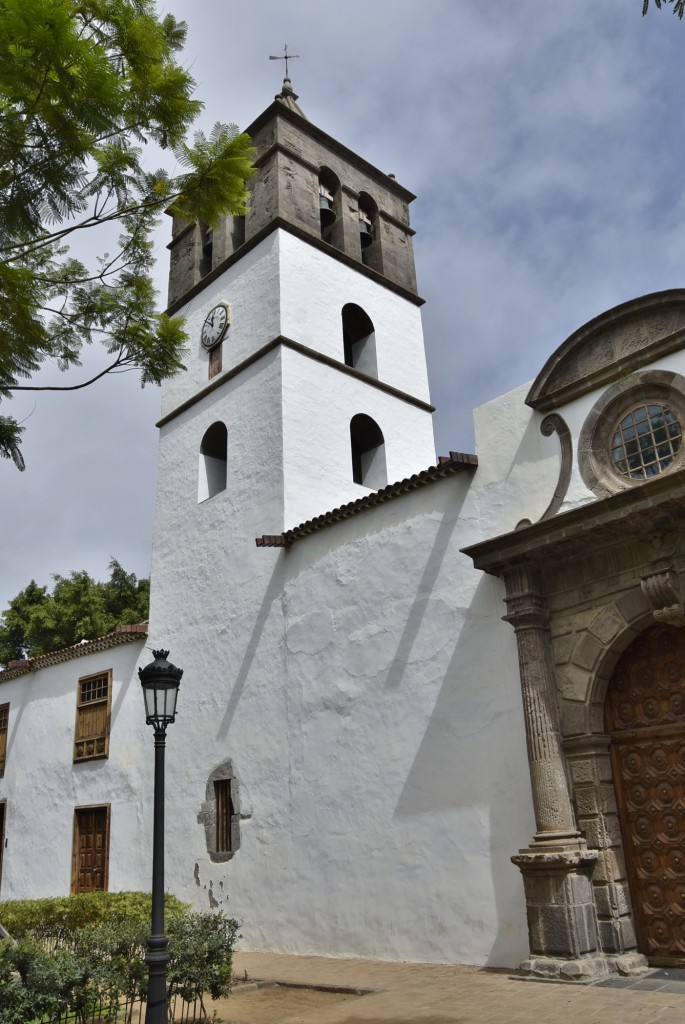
199;222;213;277
198;422;228;503
358;191;382;273
342;303;377;377
350;413;386;489
318;167;343;251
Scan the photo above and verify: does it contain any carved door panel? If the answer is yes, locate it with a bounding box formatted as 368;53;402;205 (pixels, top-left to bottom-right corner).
71;806;109;894
606;624;685;964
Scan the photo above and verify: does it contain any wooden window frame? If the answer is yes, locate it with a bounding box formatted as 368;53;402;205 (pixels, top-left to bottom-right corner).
73;670;112;763
199;761;242;862
0;703;9;778
71;804;110;894
215;778;235;854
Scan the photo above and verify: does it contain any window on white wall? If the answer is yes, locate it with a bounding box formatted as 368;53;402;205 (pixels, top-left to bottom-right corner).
198;422;228;503
0;704;8;778
74;671;111;762
342;304;377;377
350;414;387;489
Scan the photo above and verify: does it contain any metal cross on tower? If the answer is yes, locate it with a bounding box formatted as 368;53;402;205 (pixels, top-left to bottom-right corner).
269;44;300;79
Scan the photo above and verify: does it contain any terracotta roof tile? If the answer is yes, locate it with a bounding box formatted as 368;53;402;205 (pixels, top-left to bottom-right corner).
0;621;148;682
256;452;477;548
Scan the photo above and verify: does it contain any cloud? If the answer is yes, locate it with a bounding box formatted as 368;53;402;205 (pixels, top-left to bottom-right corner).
3;0;685;608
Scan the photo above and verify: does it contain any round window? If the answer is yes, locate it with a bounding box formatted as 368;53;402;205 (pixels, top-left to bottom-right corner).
609;403;683;481
578;371;685;498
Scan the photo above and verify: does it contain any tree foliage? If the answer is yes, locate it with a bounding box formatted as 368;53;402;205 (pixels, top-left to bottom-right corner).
0;0;256;469
0;558;149;663
643;0;685;17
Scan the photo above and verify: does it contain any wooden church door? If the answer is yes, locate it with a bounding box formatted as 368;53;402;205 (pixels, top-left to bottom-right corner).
606;624;685;964
71;805;109;893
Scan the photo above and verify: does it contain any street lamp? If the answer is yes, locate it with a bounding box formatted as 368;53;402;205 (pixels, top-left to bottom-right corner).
139;649;183;1024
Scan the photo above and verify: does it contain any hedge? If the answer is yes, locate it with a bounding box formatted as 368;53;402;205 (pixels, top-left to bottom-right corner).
0;891;189;941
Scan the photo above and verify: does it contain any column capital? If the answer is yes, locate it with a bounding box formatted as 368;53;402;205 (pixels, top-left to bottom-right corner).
502;564;549;630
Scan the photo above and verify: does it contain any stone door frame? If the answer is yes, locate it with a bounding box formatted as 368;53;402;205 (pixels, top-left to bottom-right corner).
464;474;685;979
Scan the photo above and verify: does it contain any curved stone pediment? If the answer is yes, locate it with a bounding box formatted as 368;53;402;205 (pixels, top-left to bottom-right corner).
526;290;685;412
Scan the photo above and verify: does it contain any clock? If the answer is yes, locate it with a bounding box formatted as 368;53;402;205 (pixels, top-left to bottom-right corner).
201;302;230;350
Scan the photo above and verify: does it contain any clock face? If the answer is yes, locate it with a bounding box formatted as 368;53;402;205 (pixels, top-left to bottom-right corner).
201;303;229;350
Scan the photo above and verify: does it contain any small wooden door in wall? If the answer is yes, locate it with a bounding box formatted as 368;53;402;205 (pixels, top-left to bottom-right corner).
71;805;110;894
606;624;685;965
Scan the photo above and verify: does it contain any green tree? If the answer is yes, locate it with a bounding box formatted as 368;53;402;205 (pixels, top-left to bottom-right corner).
0;0;256;470
643;0;685;17
0;558;149;663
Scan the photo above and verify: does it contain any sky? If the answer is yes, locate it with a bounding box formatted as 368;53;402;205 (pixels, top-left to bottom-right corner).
2;0;685;613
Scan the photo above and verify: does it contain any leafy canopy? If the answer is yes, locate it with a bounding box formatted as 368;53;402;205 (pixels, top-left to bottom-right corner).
0;0;256;469
643;0;685;17
0;558;149;663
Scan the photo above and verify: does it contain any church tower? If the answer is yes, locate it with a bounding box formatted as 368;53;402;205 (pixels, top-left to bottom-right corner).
147;79;439;937
159;78;436;533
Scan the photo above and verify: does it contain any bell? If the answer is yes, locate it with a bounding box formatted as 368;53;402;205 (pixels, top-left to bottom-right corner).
359;225;373;249
319;196;336;230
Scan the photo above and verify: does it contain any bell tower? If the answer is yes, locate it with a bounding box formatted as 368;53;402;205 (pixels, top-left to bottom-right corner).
157;78;435;534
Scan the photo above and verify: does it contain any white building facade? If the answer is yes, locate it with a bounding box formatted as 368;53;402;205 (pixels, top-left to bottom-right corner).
2;82;685;981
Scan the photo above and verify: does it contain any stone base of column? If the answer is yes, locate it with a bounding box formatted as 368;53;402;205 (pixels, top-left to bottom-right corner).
518;953;609;983
512;843;601;971
517;950;648;983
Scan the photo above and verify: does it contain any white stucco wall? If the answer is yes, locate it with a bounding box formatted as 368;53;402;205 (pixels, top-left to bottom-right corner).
0;641;149;901
148;459;536;967
278;231;432;402
281;346;437;528
161;234;282;420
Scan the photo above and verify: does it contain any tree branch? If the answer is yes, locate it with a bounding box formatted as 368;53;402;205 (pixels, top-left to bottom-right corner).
8;353;128;391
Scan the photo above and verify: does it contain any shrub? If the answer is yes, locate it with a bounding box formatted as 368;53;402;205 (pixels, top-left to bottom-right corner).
167;912;239;1012
0;891;188;941
0;901;239;1022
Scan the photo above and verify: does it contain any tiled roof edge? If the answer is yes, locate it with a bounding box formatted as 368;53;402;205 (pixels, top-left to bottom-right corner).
256;452;477;548
0;622;148;682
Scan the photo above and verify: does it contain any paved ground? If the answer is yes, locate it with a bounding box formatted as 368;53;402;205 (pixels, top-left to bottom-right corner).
205;952;685;1024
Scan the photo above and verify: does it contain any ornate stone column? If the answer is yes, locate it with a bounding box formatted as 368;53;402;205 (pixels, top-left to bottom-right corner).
503;564;605;981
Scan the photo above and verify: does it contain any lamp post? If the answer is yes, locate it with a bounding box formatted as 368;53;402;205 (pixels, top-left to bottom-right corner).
139;649;183;1024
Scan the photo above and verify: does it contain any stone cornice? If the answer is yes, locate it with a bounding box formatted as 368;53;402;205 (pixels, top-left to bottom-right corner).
462;470;685;576
156;335;435;429
166;220;424;316
245;101;417;205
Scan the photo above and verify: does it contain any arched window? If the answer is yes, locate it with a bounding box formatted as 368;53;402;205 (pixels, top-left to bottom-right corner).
198;422;227;502
350;414;386;489
319;167;342;250
358;192;382;272
342;304;377;377
199;222;213;277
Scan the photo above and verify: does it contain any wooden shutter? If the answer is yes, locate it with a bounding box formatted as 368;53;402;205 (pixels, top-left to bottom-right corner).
215;779;234;852
71;805;110;893
208;342;223;379
0;704;8;777
74;671;112;762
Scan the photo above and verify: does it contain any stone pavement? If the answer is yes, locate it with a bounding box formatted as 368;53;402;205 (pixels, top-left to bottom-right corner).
202;952;685;1024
